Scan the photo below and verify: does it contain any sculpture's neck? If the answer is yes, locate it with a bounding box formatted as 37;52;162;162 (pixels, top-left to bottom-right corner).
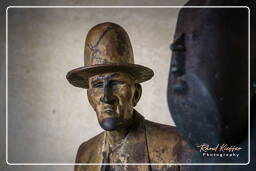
106;127;130;150
106;110;140;150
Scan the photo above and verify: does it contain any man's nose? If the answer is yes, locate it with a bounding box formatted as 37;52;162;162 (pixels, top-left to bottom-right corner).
100;81;116;104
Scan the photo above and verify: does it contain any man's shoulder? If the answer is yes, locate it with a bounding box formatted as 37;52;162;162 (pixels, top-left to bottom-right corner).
78;132;105;149
144;120;180;137
75;131;105;163
144;120;195;163
144;119;183;150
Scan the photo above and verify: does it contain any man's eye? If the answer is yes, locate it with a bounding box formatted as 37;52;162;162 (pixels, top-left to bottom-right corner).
93;82;103;88
111;80;124;86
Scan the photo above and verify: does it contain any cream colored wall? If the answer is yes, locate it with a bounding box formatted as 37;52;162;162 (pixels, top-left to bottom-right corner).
0;1;188;170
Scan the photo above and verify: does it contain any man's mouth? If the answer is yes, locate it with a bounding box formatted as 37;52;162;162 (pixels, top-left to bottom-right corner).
102;109;114;114
102;106;116;115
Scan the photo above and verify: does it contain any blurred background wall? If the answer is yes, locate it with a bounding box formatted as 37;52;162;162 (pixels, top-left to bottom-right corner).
0;0;188;171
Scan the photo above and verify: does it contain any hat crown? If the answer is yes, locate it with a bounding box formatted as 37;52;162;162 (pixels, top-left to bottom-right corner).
84;22;134;66
66;22;154;89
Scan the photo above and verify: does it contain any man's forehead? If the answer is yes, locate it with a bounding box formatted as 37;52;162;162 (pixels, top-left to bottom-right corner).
89;72;133;81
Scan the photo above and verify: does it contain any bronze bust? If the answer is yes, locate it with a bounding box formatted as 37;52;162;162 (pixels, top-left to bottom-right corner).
67;22;194;171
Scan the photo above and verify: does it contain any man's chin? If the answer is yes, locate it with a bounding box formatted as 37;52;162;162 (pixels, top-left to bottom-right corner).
100;118;119;131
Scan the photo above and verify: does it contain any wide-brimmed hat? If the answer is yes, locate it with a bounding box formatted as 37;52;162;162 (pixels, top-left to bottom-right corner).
66;22;154;89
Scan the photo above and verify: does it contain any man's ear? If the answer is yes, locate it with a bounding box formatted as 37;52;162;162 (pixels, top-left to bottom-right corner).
87;89;95;109
133;83;142;107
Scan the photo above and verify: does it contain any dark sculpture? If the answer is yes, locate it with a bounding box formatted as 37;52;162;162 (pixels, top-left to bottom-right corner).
67;22;194;171
168;0;255;170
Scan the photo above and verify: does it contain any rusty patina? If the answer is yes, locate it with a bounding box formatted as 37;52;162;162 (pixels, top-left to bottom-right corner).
67;22;195;171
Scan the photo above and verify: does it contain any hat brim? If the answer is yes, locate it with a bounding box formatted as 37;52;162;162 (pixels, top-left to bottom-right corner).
66;64;154;89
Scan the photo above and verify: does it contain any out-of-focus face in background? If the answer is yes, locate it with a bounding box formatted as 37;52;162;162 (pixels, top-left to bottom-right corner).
87;72;141;131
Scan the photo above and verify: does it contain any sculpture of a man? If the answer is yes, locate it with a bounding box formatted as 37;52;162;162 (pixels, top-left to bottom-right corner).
66;22;194;171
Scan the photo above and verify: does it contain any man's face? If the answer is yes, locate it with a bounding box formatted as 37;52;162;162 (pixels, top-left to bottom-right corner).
87;72;140;131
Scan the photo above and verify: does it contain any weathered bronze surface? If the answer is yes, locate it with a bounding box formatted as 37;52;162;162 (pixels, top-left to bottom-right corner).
66;22;154;89
67;22;195;171
75;111;194;171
